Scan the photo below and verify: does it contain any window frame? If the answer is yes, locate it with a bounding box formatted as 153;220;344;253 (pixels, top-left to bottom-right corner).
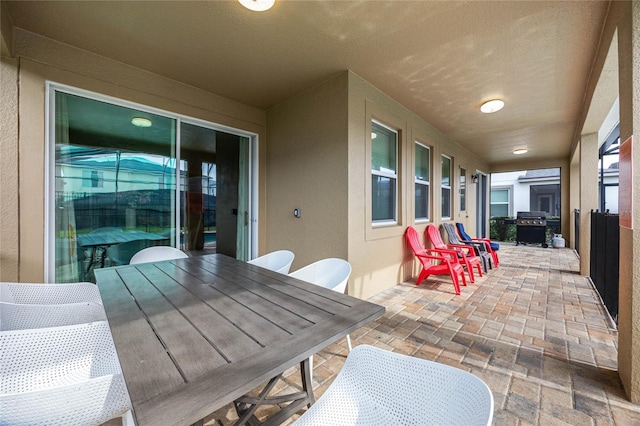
364;101;406;241
490;185;513;218
441;154;452;220
82;170;104;188
371;119;399;227
459;166;467;212
414;141;431;222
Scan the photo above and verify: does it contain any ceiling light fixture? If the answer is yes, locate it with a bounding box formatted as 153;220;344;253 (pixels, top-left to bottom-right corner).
238;0;275;11
480;99;505;114
131;117;152;128
513;148;528;155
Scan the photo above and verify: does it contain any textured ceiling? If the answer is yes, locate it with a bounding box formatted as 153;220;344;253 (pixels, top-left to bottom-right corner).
4;1;613;167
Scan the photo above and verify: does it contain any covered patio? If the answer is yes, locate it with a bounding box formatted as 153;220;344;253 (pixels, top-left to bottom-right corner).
204;244;638;425
3;1;640;422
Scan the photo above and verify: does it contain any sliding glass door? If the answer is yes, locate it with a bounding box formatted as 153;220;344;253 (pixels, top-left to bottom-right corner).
48;85;254;282
179;122;251;261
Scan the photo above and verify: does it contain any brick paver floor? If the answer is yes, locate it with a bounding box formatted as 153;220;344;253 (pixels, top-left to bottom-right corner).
199;244;640;425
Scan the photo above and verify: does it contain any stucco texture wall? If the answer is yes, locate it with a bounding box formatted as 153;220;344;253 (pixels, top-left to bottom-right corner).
265;72;350;271
0;56;19;281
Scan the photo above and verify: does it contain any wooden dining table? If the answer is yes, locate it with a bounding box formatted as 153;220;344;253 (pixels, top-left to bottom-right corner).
94;253;385;426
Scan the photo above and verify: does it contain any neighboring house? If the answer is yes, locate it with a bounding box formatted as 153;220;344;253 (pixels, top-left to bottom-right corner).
490;168;561;218
600;161;620;213
490;165;619;218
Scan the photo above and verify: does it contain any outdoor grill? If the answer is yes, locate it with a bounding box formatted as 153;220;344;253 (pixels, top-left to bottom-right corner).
516;211;549;248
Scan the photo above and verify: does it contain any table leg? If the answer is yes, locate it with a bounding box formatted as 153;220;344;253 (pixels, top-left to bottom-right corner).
300;357;315;407
99;245;108;268
233;359;315;426
86;247;96;275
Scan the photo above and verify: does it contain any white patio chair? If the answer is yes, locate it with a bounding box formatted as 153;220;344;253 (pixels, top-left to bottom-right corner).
248;250;295;274
288;258;351;295
0;321;134;426
293;345;494;426
129;246;188;264
0;301;106;331
0;281;102;305
289;258;352;381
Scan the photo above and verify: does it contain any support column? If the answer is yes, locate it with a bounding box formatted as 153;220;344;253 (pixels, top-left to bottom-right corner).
578;133;598;276
618;0;640;403
569;148;580;250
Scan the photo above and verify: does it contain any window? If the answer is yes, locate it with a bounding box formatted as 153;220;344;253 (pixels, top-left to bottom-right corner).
460;167;466;211
441;155;452;218
82;170;103;188
415;142;430;220
371;121;398;224
490;188;511;217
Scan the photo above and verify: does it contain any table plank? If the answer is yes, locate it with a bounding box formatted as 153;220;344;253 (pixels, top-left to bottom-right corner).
134;263;263;361
200;255;354;303
196;256;353;319
116;267;229;381
96;268;185;403
153;262;292;344
208;272;333;324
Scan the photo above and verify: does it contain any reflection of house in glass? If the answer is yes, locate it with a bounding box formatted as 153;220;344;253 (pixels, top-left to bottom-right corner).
57;148;217;233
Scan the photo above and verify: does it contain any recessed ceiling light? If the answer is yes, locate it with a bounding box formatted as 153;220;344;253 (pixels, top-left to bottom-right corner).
513;148;528;155
372;132;377;139
238;0;275;11
480;99;505;114
131;117;152;128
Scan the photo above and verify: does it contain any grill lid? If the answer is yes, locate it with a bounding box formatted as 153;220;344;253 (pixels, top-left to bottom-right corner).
516;211;547;226
517;211;548;219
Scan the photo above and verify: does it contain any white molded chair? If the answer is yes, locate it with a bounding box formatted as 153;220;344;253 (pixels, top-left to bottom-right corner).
293;345;494;426
0;301;107;331
129;246;188;265
288;258;351;295
289;258;352;381
248;250;295;274
0;321;134;425
0;282;102;305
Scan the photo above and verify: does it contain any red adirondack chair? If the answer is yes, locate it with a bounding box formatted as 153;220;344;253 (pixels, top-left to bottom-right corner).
425;224;483;283
405;226;466;295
